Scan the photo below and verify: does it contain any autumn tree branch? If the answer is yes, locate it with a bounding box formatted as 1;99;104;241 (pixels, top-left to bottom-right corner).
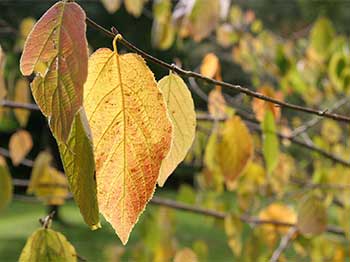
270;226;298;262
84;17;350;123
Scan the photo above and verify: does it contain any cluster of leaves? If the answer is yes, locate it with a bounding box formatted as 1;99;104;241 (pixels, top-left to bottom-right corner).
1;0;350;261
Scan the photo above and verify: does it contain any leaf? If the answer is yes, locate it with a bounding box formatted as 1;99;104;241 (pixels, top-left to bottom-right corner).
0;45;6;100
101;0;121;14
17;17;36;51
208;86;228;118
297;194;327;236
20;1;88;142
9;130;33;166
14;78;31;127
27;152;69;205
258;203;297;246
183;0;220;42
174;248;198;262
58;108;100;230
157;72;196;186
84;48;172;244
309;17;335;59
124;0;147;17
151;0;175;50
262;111;279;174
19;228;77;262
204;116;254;190
224;214;243;256
200;53;220;79
0;157;13;213
252;85;283;122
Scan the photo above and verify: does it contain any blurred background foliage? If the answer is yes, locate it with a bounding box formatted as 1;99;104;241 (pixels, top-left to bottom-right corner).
2;0;350;261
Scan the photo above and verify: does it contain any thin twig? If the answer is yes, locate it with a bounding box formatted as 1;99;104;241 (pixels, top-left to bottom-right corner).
0;147;34;167
0;100;39;111
270;226;298;262
84;16;350;123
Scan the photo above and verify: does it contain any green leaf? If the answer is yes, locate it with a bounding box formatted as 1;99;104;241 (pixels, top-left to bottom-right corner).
58;108;100;230
0;159;13;213
309;17;335;59
19;228;77;262
262;110;279;174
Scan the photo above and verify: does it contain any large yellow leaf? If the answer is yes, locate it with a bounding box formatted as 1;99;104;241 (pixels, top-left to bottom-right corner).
157;72;196;186
19;228;77;262
204;116;254;190
58;108;100;229
20;1;88;142
13;78;31;127
0;156;13;213
9;130;33;166
84;47;172;244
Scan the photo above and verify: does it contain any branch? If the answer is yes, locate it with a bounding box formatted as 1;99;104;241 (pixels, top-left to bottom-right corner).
84;17;350;124
270;226;298;262
0;147;34;167
0;100;39;111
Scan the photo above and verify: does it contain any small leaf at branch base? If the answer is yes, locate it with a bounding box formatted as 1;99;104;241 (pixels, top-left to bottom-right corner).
9;130;33;166
58;108;100;230
20;1;88;142
84;48;172;244
262;111;279;174
157;73;196;186
297;194;327;236
0;157;13;213
19;228;77;262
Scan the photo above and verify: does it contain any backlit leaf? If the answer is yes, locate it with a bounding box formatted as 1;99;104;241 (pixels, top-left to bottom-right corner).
204;116;254;190
258;203;297;246
174;248;198;262
20;1;88;142
297;194;327;236
13;78;31;127
0;156;13;213
200;53;220;79
19;228;77;262
101;0;121;14
84;47;172;244
9;130;33;166
262;111;279;174
27;152;69;205
157;72;196;186
124;0;147;17
58;108;100;230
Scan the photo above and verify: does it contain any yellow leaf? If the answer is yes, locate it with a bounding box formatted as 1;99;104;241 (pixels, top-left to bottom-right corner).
204;116;254;190
224;214;243;256
200;53;220;79
101;0;121;14
208;86;228;118
0;157;13;213
297;194;327;236
124;0;147;17
9;130;33;166
157;72;196;186
13;78;31;127
19;228;77;262
174;248;198;262
258;203;297;246
58;108;100;229
20;1;89;142
0;45;6;101
27;152;69;205
84;47;172;244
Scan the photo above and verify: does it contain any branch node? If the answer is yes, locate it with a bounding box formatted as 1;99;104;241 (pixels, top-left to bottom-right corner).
111;26;118;35
39;211;56;229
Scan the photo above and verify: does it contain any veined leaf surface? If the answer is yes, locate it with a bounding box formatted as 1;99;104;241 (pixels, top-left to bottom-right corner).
20;1;88;142
84;48;172;244
58;108;100;230
157;72;196;186
19;228;77;262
